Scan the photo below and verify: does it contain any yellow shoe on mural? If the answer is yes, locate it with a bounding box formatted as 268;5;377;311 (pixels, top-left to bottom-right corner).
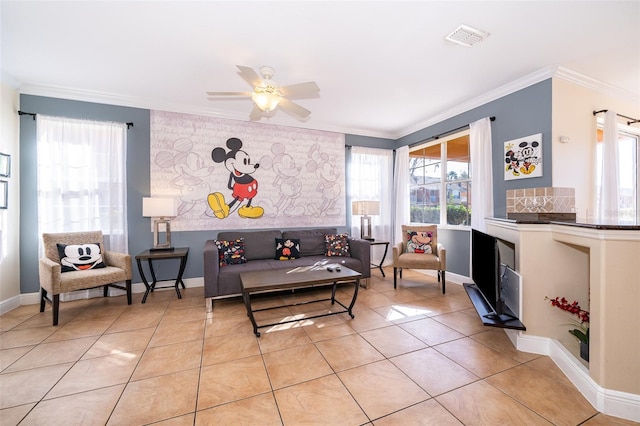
208;192;229;219
238;205;264;219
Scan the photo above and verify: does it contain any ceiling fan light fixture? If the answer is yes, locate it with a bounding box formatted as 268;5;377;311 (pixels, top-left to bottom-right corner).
252;86;281;112
207;65;318;121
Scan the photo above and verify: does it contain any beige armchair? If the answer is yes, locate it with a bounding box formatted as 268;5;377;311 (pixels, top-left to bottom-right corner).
39;231;132;325
392;225;446;293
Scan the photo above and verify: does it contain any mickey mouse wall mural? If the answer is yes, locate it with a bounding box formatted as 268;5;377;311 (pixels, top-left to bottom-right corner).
149;110;346;230
208;137;265;219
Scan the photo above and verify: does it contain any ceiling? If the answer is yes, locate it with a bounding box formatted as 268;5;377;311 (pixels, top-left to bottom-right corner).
2;1;639;139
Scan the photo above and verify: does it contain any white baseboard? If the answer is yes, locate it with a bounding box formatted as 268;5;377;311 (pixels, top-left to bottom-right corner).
516;333;640;422
414;269;467;286
0;295;22;315
7;277;206;308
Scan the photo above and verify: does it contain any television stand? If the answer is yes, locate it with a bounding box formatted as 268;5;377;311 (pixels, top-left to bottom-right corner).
464;283;526;330
484;312;518;323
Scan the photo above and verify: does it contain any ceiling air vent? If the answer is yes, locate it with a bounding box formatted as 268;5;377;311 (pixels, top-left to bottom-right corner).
445;24;490;47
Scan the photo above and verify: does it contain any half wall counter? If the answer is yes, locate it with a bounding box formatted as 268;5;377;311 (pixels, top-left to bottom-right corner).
485;217;640;421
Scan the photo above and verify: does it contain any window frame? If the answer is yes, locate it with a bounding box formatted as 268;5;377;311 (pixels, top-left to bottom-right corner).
409;129;471;227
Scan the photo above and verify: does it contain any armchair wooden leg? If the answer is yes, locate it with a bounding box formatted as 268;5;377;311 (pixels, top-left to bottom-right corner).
103;285;109;297
393;267;398;289
441;271;446;294
52;294;60;326
126;280;132;305
40;288;47;312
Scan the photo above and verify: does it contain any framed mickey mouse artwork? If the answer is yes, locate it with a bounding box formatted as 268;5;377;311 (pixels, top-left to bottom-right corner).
0;152;10;178
0;180;7;209
503;133;543;180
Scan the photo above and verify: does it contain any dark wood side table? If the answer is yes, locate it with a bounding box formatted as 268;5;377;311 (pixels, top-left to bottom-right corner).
369;241;389;277
135;247;189;303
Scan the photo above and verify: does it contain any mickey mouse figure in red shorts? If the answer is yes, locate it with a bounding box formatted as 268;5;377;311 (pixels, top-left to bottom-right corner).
208;137;264;219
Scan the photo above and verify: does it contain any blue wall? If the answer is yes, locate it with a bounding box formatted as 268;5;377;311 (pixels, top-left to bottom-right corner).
19;79;551;293
395;80;552;277
19;96;151;293
397;80;553;217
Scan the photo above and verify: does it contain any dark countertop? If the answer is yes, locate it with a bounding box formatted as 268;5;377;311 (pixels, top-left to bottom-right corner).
488;216;640;230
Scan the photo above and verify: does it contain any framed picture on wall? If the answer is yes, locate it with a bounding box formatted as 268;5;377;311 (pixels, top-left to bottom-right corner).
504;133;543;180
0;153;10;178
0;180;7;209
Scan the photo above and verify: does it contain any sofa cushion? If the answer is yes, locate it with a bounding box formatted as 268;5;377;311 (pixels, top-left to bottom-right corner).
215;239;247;266
217;260;274;296
217;230;282;261
283;228;337;256
324;233;351;257
275;238;301;260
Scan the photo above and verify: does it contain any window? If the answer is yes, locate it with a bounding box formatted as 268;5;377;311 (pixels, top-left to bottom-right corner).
596;126;639;222
348;146;393;245
36;115;128;253
409;130;471;225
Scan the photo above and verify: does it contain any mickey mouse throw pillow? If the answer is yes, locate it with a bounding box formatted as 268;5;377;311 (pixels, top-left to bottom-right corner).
56;243;107;273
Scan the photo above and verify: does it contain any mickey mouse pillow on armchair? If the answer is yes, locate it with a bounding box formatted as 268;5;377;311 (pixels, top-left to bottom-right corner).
56;243;107;272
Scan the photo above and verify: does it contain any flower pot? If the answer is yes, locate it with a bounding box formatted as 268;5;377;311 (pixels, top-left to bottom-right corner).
580;341;589;362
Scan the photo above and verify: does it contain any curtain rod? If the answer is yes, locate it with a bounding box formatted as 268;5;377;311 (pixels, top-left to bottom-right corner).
410;116;495;148
593;109;639;126
18;110;134;129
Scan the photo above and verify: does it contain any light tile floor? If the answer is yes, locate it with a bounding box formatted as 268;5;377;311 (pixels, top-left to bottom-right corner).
0;269;636;425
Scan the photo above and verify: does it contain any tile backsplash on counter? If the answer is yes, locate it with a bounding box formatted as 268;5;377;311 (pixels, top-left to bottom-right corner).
506;187;576;221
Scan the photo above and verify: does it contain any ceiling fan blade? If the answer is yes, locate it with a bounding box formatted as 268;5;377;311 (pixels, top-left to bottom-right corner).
206;91;252;97
236;65;263;88
279;98;311;120
248;104;263;121
279;82;320;99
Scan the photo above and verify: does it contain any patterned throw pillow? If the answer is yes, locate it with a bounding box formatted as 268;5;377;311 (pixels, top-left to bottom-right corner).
275;238;301;260
215;239;247;267
324;233;351;257
56;242;107;273
405;230;433;254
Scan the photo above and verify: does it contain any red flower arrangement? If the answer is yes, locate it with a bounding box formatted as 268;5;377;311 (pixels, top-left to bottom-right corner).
545;296;590;344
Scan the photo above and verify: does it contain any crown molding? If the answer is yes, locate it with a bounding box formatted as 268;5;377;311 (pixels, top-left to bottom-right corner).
397;65;639;139
554;66;639;102
17;82;397;138
16;65;637;141
396;66;558;139
18;83;244;121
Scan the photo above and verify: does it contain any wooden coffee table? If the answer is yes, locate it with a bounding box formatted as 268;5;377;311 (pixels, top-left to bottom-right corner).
240;264;362;337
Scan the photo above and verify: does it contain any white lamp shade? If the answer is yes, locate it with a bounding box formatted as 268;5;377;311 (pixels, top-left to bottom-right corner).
143;197;177;218
352;200;380;216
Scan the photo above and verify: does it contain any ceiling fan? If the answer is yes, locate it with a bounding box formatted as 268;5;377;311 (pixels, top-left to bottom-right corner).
206;65;320;121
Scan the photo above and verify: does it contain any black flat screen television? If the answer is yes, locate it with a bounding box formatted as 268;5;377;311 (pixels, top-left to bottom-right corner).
471;228;512;320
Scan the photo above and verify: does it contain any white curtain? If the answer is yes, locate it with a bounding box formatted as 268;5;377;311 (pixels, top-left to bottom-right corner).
393;145;410;245
349;147;393;264
36;115;128;254
470;117;494;232
598;110;620;219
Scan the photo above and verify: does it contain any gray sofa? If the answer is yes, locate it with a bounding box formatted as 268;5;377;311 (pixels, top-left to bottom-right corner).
203;228;370;306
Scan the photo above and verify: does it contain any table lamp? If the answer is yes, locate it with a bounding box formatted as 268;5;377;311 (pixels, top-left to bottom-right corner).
143;197;178;251
352;200;380;240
